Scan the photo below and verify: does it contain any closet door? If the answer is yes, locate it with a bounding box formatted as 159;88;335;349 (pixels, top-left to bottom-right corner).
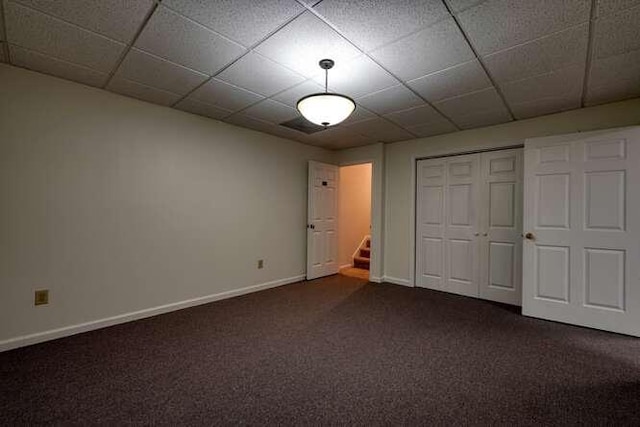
443;155;481;297
416;155;480;298
416;158;446;290
479;149;523;305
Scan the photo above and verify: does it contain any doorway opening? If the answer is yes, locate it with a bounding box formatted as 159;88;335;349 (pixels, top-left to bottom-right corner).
338;162;372;281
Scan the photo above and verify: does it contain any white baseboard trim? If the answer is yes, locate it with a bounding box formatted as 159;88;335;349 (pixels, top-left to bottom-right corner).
0;275;305;353
382;276;413;287
369;276;383;283
339;263;353;269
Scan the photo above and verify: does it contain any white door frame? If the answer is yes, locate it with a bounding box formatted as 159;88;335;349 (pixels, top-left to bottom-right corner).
336;158;378;282
410;144;524;288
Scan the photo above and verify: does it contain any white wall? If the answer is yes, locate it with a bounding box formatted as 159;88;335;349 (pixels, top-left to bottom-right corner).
335;143;384;281
0;64;333;349
338;163;372;267
384;98;640;285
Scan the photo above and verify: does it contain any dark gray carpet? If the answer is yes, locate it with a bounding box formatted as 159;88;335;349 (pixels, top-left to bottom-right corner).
1;275;639;425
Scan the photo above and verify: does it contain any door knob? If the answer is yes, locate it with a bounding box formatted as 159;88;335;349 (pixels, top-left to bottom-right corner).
482;232;488;236
474;232;479;236
524;232;535;240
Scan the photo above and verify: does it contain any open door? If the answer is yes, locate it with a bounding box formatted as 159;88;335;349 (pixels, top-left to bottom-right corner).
522;127;640;336
306;161;339;280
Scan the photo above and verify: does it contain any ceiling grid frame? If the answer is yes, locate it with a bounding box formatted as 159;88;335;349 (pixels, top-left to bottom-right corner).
1;0;638;148
580;0;597;107
442;0;515;121
168;9;310;109
101;0;162;89
294;0;461;134
0;0;10;62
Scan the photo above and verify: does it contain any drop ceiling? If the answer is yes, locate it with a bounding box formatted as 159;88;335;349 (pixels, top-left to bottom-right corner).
1;0;639;149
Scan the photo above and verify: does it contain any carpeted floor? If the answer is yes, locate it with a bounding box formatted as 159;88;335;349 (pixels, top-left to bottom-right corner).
1;275;639;425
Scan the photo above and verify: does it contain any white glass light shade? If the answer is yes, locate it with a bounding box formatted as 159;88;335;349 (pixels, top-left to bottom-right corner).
296;93;356;127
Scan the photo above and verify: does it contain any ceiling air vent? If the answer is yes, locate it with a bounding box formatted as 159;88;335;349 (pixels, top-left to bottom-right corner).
279;116;327;135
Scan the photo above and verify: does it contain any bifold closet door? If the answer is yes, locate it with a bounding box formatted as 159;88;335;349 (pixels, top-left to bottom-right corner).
417;149;523;305
416;154;481;298
478;149;523;305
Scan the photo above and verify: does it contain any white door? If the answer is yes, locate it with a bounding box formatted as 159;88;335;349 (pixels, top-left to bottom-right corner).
522;127;640;336
478;149;523;305
416;155;480;298
306;161;339;280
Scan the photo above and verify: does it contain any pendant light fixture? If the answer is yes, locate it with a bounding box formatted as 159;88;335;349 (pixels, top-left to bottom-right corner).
296;59;355;127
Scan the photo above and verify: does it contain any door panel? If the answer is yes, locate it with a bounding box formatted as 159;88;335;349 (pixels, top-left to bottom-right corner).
416;158;446;290
479;149;523;305
417;155;479;298
522;126;640;337
306;161;339;280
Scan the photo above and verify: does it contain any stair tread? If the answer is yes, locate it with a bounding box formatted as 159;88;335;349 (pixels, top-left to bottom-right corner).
354;256;370;263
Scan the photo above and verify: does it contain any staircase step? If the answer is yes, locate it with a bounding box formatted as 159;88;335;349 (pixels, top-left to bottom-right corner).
359;247;370;258
353;256;370;270
366;239;370;248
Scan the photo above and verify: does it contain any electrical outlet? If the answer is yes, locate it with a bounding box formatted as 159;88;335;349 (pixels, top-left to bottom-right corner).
258;259;264;269
34;289;49;306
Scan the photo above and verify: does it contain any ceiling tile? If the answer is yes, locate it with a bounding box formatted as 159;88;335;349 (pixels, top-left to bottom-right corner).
456;0;590;55
483;24;588;83
272;80;324;107
446;108;512;129
500;65;584;106
407;60;492;102
446;0;488;13
357;85;424;115
370;18;475;81
510;97;581;119
314;0;449;52
9;44;108;87
174;98;233;120
116;48;208;95
589;48;640;88
242;99;299;124
10;0;154;43
592;4;640;60
586;79;640;106
587;48;640;105
163;0;304;47
406;119;458;137
254;11;361;78
216;52;305;97
224;113;277;134
500;65;583;119
5;1;125;72
308;126;372;147
265;125;316;145
341;105;377;125
595;0;640;17
107;75;182;106
310;55;398;99
189;78;264;112
435;87;512;129
135;6;245;75
384;104;445;128
345;117;415;143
